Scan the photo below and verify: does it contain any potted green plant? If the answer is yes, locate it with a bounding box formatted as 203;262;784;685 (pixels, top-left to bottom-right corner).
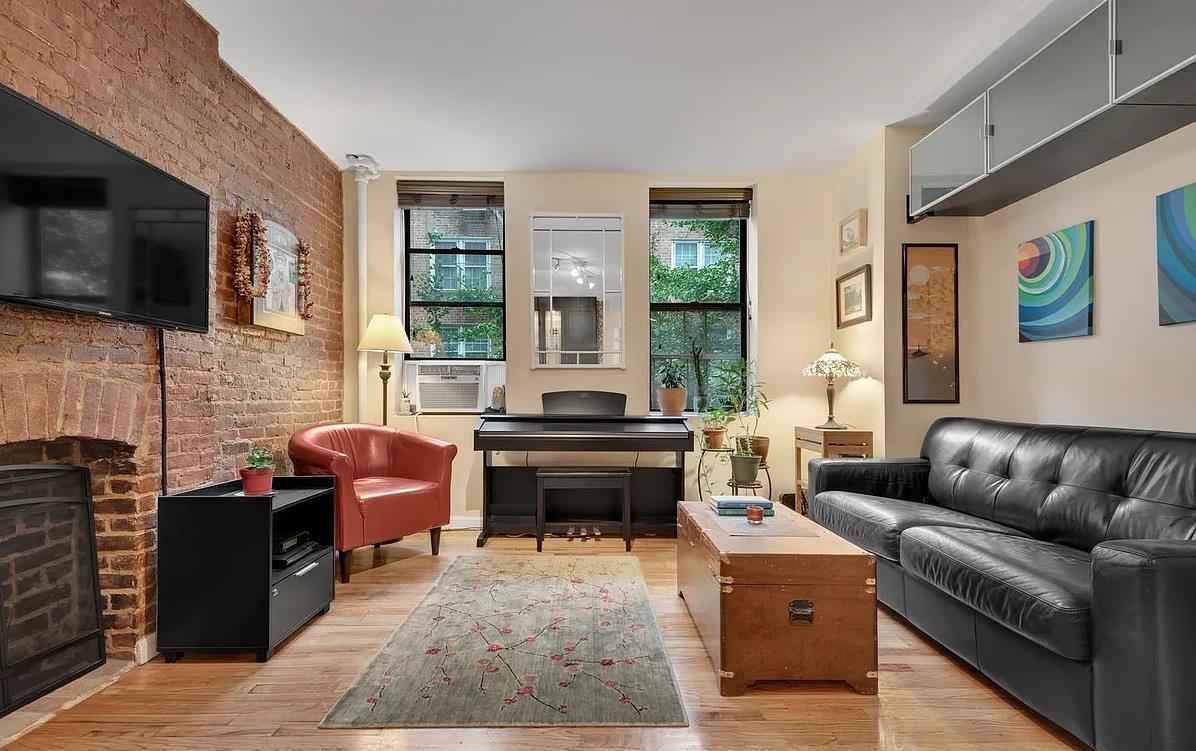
399;389;413;415
701;407;732;449
656;359;689;416
240;444;276;496
715;360;771;484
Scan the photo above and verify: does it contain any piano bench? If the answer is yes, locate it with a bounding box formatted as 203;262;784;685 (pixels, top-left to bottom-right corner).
535;467;633;553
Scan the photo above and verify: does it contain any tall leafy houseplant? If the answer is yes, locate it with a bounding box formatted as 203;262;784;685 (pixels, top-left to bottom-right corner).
240;444;276;496
714;360;770;484
656;359;689;416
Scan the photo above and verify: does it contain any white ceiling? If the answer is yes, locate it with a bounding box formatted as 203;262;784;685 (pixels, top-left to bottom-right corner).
189;0;1100;174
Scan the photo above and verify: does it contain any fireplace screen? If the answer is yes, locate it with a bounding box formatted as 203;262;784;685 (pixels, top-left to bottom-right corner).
0;465;105;717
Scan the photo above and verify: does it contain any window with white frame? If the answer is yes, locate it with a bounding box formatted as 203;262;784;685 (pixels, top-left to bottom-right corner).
431;238;493;291
440;324;492;357
671;240;723;269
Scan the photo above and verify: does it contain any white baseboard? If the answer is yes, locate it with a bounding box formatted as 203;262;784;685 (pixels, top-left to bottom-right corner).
446;514;482;531
134;632;157;665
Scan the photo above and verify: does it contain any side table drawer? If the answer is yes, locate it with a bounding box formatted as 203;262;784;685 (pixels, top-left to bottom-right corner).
270;549;333;647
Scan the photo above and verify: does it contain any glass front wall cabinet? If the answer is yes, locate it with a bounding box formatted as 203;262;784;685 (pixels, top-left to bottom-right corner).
1114;0;1196;100
909;94;988;215
531;214;624;368
987;2;1111;170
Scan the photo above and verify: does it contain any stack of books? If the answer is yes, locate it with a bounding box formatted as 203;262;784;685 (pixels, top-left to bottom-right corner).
710;495;775;516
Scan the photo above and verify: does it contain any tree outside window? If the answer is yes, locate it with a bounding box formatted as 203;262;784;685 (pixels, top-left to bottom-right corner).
649;217;745;411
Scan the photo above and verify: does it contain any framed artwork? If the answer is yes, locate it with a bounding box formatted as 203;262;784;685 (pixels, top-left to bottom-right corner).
252;220;305;335
1157;181;1196;326
902;244;959;404
839;209;867;255
1018;220;1094;342
835;264;872;328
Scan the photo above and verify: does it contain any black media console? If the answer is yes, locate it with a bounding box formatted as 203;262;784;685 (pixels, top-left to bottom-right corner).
157;476;335;662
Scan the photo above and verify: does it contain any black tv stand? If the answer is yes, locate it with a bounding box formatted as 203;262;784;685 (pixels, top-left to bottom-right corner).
157;476;335;662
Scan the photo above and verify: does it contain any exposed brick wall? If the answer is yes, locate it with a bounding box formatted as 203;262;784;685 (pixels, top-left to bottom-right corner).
0;0;344;658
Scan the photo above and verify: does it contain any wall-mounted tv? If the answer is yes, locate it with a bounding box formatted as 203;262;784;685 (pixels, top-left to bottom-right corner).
0;83;210;332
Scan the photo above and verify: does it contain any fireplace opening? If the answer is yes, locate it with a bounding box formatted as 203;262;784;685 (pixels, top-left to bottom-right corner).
0;465;105;717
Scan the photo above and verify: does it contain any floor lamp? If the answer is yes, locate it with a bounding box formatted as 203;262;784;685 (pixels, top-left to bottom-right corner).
358;314;413;426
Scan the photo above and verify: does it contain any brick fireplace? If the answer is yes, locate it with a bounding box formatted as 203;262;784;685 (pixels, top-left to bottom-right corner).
0;436;152;659
0;0;346;661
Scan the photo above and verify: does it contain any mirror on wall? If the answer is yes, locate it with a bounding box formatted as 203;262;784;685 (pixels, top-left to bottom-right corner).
531;214;624;368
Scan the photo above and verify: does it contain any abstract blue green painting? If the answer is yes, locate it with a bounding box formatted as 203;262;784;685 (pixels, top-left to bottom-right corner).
1018;220;1094;342
1157;181;1196;326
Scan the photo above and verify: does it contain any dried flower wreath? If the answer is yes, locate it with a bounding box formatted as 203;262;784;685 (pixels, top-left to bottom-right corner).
297;238;315;320
233;210;270;298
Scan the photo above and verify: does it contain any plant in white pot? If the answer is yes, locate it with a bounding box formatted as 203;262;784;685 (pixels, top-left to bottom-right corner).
656;359;689;416
715;359;770;484
240;444;276;496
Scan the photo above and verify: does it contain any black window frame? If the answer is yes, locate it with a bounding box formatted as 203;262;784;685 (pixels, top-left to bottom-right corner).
648;207;749;412
403;208;507;362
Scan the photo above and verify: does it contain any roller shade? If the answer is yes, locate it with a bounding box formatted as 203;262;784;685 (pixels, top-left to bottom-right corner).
397;180;504;209
649;187;752;219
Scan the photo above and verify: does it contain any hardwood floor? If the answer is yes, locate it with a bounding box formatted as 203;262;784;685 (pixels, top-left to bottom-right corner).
8;533;1087;750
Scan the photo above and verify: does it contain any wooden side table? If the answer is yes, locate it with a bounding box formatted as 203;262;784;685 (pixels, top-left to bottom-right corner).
793;427;874;515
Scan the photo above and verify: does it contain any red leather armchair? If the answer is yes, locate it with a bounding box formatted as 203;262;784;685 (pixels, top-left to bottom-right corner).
288;423;458;582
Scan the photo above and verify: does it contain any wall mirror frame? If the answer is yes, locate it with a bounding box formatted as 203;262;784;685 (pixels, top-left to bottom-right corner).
531;212;625;369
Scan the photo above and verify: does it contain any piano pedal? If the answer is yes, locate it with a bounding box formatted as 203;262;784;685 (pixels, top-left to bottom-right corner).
593;527;602;539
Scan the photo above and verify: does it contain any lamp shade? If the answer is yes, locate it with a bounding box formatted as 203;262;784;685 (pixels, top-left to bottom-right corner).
358;314;413;353
802;343;863;380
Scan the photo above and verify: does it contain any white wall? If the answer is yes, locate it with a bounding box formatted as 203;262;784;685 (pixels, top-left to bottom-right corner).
881;128;973;457
344;171;838;519
963;122;1196;432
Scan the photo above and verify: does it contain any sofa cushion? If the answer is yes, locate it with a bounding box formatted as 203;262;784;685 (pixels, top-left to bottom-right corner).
810;491;1028;562
901;526;1092;660
921;417;1196;550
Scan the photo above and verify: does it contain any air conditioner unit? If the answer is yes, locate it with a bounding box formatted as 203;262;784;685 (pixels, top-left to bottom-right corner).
412;362;486;413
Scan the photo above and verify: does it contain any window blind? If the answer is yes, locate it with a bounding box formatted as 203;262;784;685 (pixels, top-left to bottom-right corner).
396;180;504;209
648;187;752;219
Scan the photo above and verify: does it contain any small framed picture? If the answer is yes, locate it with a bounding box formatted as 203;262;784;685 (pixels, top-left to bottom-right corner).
839;209;867;255
252;220;305;335
836;264;872;329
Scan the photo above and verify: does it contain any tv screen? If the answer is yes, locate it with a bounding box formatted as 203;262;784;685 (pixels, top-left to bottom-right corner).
0;83;210;332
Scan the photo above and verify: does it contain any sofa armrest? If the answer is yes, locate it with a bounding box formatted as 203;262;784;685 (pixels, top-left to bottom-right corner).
1092;539;1196;751
807;458;929;503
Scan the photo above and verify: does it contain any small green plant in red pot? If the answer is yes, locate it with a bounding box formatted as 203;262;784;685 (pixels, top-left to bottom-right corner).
240;444;276;496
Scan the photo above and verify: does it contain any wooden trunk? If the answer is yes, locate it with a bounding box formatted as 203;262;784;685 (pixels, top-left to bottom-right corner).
677;501;878;696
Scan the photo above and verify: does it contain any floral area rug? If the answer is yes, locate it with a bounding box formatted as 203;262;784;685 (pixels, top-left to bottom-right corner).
321;555;688;728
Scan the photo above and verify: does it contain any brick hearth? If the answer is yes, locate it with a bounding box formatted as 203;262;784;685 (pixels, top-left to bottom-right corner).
0;0;345;660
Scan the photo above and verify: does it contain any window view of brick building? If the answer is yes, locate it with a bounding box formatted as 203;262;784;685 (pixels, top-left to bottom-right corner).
406;207;505;359
648;217;745;411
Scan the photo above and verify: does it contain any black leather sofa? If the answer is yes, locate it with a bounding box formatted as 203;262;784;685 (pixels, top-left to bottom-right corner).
809;417;1196;751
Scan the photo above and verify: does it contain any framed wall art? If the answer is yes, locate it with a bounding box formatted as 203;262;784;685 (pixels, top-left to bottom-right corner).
1018;220;1094;342
902;243;958;404
835;264;872;329
252;220;306;335
1157;181;1196;326
839;209;867;255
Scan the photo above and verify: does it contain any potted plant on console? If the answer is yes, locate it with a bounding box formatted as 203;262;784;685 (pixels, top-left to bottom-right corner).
656;359;689;416
240;444;276;496
716;360;770;484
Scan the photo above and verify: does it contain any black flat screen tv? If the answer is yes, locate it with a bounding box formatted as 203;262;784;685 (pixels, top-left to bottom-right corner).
0;83;210;332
